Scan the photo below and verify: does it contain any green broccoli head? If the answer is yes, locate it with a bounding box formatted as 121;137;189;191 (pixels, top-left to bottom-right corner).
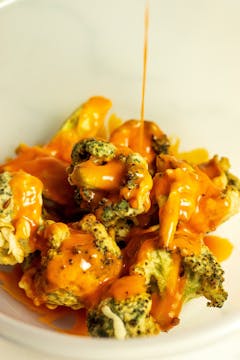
113;218;133;247
152;134;170;156
199;156;240;223
0;172;16;264
182;246;228;307
19;215;122;309
69;139;153;227
70;138;116;167
87;293;159;338
100;199;139;226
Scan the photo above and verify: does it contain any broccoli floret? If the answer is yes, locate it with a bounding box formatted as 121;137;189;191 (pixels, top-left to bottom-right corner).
0;172;17;264
69;140;153;227
183;246;228;307
70;138;116;166
101;200;138;226
100;153;152;226
128;231;227;310
47;96;112;162
0;171;43;265
41;221;71;264
0;171;13;220
133;248;172;294
113;218;133;246
199;156;240;222
19;215;122;309
152;134;170;155
45;289;84;309
87;293;159;338
79;214;121;257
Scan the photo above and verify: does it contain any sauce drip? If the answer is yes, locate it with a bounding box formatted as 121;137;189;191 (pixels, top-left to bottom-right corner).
204;235;233;262
150;253;185;331
108;275;146;301
139;2;149;154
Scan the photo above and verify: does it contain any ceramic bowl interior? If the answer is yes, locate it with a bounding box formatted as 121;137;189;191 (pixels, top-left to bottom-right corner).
0;0;240;358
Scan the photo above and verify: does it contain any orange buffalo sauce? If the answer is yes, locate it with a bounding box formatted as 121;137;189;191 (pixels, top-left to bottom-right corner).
108;275;146;301
123;232;185;331
109;5;156;167
110;120;166;169
8;171;43;251
122;226;159;272
19;223;122;309
0;266;88;335
2;144;75;206
45;228;122;303
150;253;185;331
69;158;126;192
204;235;233;262
153;156;232;251
47;96;112;162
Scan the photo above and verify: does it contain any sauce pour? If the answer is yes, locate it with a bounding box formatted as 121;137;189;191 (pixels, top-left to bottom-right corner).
139;1;149;153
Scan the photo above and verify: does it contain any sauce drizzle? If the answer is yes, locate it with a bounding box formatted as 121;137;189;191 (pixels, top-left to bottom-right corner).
139;2;149;153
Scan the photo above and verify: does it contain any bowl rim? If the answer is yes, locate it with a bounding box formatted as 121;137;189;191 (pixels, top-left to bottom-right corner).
1;309;240;358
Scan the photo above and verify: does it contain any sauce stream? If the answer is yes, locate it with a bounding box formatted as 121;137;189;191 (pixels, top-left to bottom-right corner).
139;2;149;154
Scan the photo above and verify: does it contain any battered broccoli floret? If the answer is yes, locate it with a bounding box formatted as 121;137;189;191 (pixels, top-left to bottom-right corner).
46;289;84;309
100;153;152;227
183;246;228;307
78;214;121;257
19;222;81;309
41;220;71;263
113;218;133;246
221;168;240;221
19;215;122;309
0;171;43;265
87;293;159;338
101;200;138;225
71;138;116;166
152;134;170;155
133;248;172;294
199;156;240;222
69;139;153;227
0;172;12;218
128;233;227;309
0;172;17;264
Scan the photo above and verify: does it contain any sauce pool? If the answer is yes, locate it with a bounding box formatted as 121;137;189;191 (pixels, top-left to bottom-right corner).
0;266;88;336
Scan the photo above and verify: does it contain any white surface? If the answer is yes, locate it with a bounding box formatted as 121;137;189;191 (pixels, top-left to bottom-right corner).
1;331;240;360
0;0;240;359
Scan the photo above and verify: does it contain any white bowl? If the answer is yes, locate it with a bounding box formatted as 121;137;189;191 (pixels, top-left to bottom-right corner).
0;0;240;358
